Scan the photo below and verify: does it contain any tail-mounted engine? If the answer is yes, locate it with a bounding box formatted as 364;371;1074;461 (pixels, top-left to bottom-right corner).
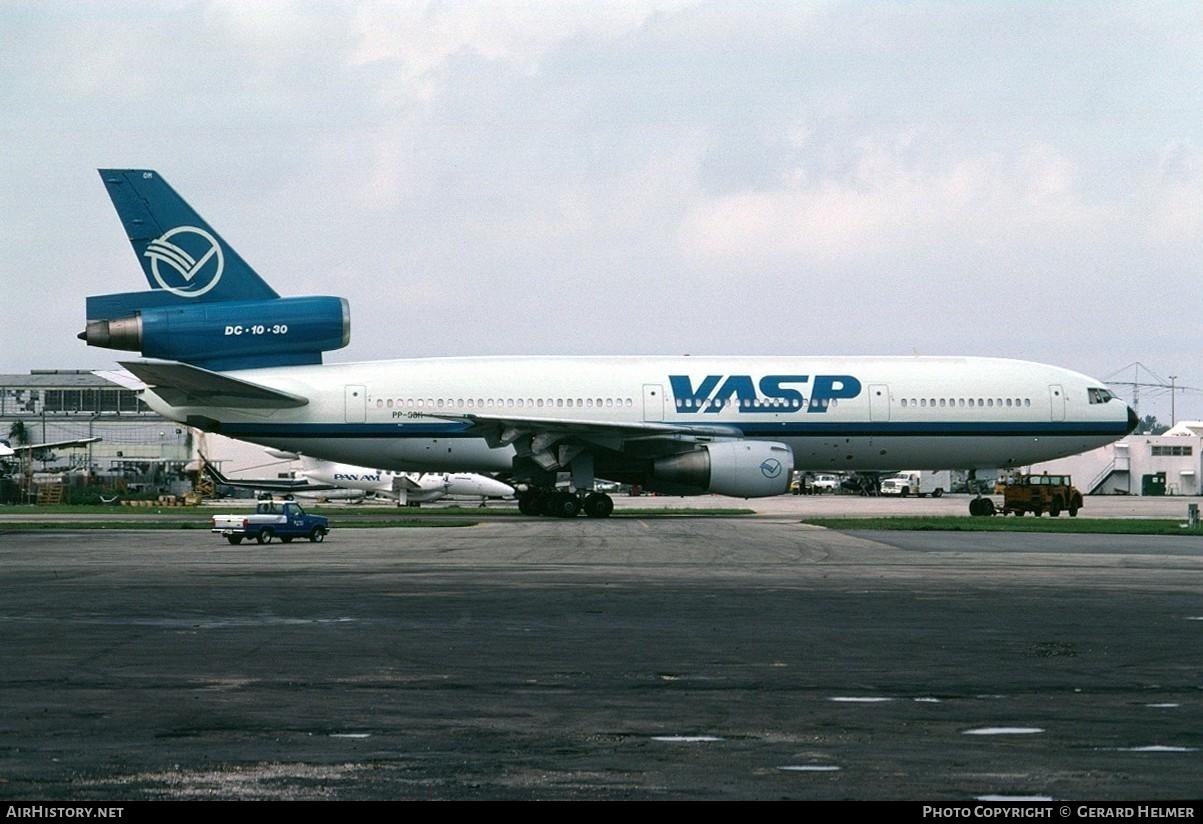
81;294;349;371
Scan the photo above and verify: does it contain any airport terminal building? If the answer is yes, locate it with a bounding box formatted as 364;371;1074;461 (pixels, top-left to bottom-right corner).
0;370;192;490
1030;423;1203;496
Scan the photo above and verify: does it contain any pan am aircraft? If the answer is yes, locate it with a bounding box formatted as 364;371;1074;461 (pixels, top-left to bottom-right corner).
80;170;1137;517
204;453;514;506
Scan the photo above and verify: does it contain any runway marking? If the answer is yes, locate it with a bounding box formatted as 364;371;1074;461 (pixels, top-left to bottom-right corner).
977;795;1054;802
829;696;894;703
963;727;1044;735
777;765;841;772
651;735;723;743
329;733;372;739
913;697;942;703
1108;745;1198;752
1145;703;1181;708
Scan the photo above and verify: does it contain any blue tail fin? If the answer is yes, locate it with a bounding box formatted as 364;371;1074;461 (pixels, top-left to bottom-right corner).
83;169;349;371
98;169;278;303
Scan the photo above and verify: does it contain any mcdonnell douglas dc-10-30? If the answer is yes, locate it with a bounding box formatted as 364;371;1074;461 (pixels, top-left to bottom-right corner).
80;170;1137;517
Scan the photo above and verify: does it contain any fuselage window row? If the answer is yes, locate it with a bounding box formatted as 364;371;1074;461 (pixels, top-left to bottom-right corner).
372;394;1042;413
672;397;816;410
899;397;1031;409
374;397;636;410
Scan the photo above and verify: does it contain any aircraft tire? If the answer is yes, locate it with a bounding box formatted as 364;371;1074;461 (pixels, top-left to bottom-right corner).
549;491;580;518
538;492;560;517
969;498;994;517
583;492;614;518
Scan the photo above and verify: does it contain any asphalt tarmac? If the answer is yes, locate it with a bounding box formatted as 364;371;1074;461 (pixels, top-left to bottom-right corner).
2;501;1202;799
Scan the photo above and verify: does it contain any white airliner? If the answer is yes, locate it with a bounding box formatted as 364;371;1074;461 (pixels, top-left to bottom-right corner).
302;457;514;505
205;453;513;505
81;170;1137;517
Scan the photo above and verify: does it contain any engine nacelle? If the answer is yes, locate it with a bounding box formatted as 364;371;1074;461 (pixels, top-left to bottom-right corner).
80;296;349;370
650;440;794;497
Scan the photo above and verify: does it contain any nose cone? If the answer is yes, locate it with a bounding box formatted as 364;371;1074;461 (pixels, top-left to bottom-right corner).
482;478;515;498
1127;406;1139;433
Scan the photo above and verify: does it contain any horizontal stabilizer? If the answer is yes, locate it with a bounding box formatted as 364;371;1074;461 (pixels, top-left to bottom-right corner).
120;360;309;409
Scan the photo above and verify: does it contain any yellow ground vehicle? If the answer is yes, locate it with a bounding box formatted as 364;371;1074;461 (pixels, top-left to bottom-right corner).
1003;474;1083;517
970;474;1084;517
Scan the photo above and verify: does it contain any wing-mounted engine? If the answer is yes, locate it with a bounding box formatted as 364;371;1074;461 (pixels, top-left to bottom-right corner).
650;440;794;497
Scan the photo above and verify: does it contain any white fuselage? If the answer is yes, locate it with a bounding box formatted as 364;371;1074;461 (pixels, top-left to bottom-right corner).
139;355;1133;476
298;457;514;502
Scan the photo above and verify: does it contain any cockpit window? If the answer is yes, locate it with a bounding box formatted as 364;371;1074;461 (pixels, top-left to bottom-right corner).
1088;388;1114;404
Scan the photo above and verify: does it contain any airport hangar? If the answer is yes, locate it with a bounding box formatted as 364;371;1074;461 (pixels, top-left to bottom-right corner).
0;370;192;498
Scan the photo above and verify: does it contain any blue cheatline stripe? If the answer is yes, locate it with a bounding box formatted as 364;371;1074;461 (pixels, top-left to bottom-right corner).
214;419;1129;440
734;420;1132;438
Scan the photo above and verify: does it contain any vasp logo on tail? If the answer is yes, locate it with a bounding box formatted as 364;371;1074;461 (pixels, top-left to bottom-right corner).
144;226;224;298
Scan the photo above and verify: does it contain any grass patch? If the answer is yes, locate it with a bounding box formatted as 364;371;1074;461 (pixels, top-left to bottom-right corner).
802;517;1203;536
0;519;479;531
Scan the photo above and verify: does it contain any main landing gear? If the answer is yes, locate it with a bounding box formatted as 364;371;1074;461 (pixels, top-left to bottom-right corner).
517;488;615;518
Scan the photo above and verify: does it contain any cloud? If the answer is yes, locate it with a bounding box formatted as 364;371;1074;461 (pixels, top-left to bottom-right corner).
347;0;692;102
676;141;1103;268
1140;141;1203;248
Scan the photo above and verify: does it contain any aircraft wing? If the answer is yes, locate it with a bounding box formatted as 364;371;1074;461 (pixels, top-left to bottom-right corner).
427;412;742;445
0;436;102;458
119;360;308;409
423;412;744;470
392;475;425;491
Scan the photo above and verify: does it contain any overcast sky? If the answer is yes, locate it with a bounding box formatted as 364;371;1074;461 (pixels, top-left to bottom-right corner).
2;1;1201;422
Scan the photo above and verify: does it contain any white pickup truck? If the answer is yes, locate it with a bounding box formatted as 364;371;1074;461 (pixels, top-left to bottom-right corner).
212;501;330;545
